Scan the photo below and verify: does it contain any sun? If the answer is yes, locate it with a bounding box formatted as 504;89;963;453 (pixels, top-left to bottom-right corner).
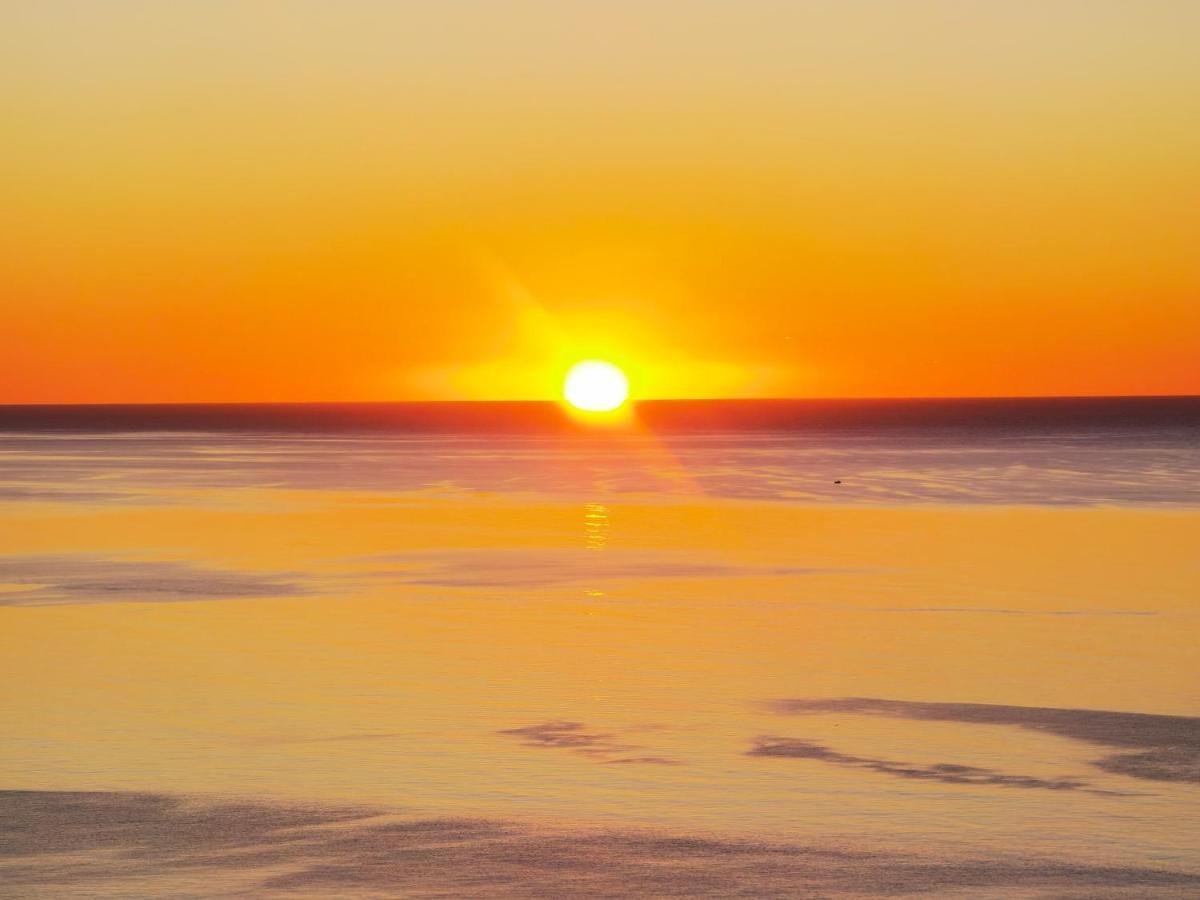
563;360;629;412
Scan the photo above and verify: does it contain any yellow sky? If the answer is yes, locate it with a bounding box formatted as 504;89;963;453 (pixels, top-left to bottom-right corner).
2;1;1198;402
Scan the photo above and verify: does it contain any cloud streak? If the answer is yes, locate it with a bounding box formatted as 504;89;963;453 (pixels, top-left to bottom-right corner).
4;790;1198;897
0;555;308;606
362;549;853;589
768;698;1200;785
748;737;1117;795
499;721;682;766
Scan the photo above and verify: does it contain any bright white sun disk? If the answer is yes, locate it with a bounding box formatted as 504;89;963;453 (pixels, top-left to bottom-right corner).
563;361;629;412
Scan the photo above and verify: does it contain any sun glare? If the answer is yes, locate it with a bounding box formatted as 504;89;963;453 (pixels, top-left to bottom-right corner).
563;360;629;413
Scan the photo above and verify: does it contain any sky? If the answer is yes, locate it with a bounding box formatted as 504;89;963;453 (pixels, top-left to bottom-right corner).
2;1;1198;403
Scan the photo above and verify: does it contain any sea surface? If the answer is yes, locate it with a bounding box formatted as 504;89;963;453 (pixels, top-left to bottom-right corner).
1;398;1198;897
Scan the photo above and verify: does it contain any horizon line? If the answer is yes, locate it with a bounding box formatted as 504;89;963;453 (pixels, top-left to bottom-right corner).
2;393;1199;409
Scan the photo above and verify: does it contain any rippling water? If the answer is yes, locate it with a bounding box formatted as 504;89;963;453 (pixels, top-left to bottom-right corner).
1;400;1197;897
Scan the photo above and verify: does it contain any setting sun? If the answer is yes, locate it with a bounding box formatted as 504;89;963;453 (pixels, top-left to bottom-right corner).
563;360;629;412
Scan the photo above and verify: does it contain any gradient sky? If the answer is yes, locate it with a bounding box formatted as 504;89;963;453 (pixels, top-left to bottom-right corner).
3;1;1198;402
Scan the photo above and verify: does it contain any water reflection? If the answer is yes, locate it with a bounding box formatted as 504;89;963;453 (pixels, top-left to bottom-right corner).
582;502;609;598
583;503;609;551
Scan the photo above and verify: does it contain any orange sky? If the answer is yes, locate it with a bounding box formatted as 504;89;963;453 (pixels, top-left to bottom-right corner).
3;2;1198;403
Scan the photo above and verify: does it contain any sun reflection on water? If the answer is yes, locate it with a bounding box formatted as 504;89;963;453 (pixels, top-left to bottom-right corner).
583;503;609;551
582;502;610;598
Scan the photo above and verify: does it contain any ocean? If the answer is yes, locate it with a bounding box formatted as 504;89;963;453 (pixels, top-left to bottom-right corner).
1;397;1197;897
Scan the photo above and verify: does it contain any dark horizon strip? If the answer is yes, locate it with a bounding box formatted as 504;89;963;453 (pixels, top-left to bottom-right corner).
1;395;1198;433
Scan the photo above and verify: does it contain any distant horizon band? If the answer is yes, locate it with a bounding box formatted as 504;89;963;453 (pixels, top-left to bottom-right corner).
1;395;1197;433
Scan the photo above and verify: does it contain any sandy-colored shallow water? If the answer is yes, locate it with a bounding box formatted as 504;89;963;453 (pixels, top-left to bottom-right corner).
1;425;1197;896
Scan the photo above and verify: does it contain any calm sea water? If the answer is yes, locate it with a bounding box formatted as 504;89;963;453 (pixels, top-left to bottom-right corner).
1;399;1197;897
